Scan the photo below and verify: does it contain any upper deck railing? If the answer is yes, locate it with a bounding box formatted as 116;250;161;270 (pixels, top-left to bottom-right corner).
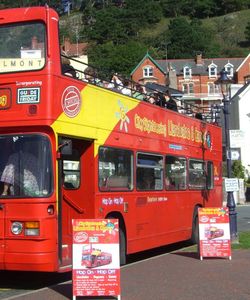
62;54;221;126
0;6;221;127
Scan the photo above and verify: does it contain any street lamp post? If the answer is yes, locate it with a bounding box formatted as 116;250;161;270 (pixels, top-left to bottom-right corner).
215;70;238;241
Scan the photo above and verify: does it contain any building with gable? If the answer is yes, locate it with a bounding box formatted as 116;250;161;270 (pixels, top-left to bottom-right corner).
230;82;250;175
131;52;250;191
131;52;250;106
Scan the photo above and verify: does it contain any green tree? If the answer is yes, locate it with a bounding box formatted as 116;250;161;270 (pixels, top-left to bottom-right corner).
0;0;62;8
245;21;250;42
166;17;221;58
126;0;163;25
82;0;163;45
87;41;147;76
232;160;245;179
215;0;250;14
182;0;217;18
160;0;185;17
82;7;132;44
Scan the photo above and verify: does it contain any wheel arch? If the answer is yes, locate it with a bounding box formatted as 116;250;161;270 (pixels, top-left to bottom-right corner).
106;211;127;265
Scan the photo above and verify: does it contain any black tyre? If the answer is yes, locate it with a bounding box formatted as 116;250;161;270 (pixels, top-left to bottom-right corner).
107;215;127;266
119;226;126;265
191;211;199;244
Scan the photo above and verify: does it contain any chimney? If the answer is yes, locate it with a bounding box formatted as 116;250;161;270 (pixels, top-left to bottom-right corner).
196;53;203;66
168;64;177;89
31;36;38;49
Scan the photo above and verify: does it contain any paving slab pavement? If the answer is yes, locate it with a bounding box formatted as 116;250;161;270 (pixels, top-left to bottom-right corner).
8;249;250;300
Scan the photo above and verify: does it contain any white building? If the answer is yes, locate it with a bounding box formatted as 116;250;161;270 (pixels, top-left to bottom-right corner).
230;82;250;176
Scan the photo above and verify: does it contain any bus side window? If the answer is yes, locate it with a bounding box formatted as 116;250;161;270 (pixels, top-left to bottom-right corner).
63;160;80;189
137;168;155;190
165;155;187;190
207;161;214;189
188;159;206;189
61;142;81;189
136;153;163;191
98;146;133;191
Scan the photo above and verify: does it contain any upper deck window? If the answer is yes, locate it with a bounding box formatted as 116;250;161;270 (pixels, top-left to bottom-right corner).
0;22;46;74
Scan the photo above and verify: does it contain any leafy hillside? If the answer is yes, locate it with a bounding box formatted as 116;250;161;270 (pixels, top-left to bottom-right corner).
141;9;250;58
60;7;250;76
203;9;250;56
142;10;249;48
0;1;249;76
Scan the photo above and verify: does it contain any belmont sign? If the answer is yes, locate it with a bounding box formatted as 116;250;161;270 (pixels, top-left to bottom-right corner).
0;58;45;72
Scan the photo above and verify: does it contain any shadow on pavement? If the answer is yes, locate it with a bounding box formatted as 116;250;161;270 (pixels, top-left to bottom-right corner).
171;251;199;259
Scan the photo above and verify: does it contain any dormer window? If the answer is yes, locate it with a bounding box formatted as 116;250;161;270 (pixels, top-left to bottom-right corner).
224;63;234;78
143;66;153;77
183;66;192;78
208;63;217;78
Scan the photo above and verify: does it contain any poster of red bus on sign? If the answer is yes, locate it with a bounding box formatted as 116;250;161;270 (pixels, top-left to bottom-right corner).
198;207;231;260
72;219;120;299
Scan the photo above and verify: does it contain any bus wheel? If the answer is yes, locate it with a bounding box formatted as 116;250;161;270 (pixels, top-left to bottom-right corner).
191;210;199;244
107;215;127;265
119;226;126;265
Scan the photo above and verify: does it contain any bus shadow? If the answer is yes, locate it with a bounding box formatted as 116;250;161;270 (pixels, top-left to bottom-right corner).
0;270;71;289
171;251;199;260
126;240;193;264
49;282;72;299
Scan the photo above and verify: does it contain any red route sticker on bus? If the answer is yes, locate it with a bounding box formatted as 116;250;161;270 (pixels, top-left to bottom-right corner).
61;86;81;117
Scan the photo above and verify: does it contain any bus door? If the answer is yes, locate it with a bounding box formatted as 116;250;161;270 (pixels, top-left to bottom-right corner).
58;137;95;269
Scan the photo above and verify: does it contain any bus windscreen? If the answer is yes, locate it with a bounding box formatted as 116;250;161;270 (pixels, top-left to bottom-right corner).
0;134;53;197
0;22;46;73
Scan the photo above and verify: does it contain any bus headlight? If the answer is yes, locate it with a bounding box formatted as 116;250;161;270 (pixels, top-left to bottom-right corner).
11;222;23;235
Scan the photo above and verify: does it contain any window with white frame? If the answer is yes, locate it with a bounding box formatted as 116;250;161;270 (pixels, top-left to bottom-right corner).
143;66;153;77
183;84;188;94
189;83;194;94
208;83;219;95
183;66;192;78
182;83;194;94
224;63;234;77
208;63;217;78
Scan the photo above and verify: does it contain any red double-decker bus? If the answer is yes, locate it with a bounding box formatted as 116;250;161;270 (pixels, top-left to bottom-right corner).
81;245;112;268
0;6;222;272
